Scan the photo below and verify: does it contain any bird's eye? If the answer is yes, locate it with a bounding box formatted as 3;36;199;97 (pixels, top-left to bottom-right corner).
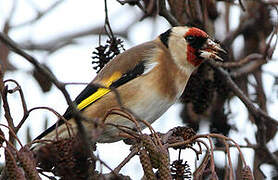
185;35;196;43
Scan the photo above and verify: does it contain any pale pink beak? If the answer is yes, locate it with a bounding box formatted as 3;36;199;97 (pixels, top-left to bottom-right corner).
199;38;226;61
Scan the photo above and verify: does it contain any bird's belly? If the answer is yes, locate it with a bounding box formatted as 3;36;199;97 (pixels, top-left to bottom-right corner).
97;92;174;143
132;95;173;125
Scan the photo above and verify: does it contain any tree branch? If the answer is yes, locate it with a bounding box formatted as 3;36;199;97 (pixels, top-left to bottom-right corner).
12;0;65;28
20;26;128;53
158;0;180;26
208;61;278;127
0;30;97;152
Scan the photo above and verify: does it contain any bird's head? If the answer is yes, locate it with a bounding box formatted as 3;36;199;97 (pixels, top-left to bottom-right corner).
159;26;226;71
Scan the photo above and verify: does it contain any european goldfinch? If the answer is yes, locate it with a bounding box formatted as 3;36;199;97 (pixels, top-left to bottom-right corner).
35;26;225;143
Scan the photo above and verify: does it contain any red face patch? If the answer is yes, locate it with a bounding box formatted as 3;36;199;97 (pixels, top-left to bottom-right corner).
185;27;208;67
186;46;203;67
185;27;208;38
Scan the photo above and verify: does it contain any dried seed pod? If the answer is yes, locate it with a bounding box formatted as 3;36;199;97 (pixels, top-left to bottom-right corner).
139;148;156;180
241;166;254;180
141;135;160;169
169;127;196;149
5;147;25;180
141;135;156;156
0;128;5;146
35;142;59;171
140;134;172;179
181;64;215;114
92;37;125;73
52;138;76;177
92;44;109;72
172;127;196;141
17;146;41;180
158;149;172;180
32;64;53;92
36;137;92;179
149;150;160;169
171;160;192;180
95;172;132;180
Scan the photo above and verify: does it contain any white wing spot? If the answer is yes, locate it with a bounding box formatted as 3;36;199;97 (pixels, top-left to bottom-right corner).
143;61;159;75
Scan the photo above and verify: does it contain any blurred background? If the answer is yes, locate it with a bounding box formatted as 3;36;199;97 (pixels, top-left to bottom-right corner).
0;0;278;179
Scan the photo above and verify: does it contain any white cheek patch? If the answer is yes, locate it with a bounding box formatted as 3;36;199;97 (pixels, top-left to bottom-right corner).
143;61;159;75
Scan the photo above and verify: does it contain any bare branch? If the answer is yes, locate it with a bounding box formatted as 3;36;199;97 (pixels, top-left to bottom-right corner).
158;0;180;26
0;31;97;163
114;147;139;173
208;61;278;127
3;79;28;133
0;64;3;92
1;86;16;143
222;18;256;48
230;59;265;77
20;26;129;54
213;53;264;68
6;0;18;26
12;0;65;28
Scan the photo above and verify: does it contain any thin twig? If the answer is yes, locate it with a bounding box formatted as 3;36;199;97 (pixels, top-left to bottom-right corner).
0;32;94;126
0;64;4;92
0;124;23;148
12;0;65;28
193;148;210;179
28;106;74;139
3;79;28;132
208;137;216;176
208;61;278;127
225;141;235;180
6;0;18;25
0;32;101;173
230;59;266;77
222;17;255;48
158;0;180;26
238;0;246;11
1;86;16;143
20;26;128;53
104;0;114;40
114;147;139;173
212;53;263;68
102;108;142;133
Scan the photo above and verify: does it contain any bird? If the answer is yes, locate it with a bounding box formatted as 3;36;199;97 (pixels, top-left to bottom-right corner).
35;26;225;144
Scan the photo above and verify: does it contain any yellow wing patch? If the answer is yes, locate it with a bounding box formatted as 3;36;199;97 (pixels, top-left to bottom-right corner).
77;71;122;110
